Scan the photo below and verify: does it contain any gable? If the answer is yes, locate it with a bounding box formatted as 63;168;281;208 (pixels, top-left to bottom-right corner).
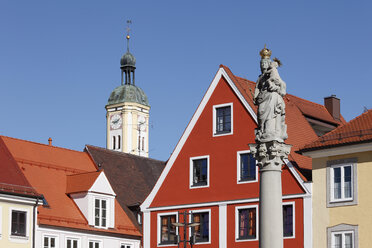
89;172;116;196
142;68;308;210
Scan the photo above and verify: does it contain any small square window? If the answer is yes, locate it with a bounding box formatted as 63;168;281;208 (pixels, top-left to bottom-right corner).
11;210;26;236
44;236;56;248
67;238;79;248
327;224;358;248
89;241;100;248
190;156;209;188
213;103;233;136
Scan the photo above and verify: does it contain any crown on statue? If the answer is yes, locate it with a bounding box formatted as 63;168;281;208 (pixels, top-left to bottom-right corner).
259;45;272;59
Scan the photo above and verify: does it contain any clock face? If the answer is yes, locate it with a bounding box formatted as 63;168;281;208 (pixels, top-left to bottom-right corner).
110;114;122;130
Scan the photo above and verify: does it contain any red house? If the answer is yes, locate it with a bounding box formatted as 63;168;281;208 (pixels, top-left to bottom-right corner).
141;65;344;248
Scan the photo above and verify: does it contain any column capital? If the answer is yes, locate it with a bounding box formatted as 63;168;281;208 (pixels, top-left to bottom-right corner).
249;141;292;172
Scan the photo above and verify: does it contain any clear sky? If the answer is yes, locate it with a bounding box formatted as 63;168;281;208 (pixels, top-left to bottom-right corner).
1;1;371;161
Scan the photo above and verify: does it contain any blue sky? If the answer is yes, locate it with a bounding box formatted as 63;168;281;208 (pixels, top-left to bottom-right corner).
0;1;371;160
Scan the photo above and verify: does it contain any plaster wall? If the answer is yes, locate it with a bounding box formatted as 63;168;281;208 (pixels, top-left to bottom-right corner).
0;200;34;248
312;151;372;248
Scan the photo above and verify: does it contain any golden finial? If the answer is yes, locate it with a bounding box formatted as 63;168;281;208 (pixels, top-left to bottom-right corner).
259;44;272;59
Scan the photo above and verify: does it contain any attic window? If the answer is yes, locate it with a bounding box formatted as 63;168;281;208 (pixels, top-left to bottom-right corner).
213;103;233;136
94;199;107;228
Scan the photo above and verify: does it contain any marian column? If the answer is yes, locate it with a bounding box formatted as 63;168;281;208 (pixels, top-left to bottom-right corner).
249;46;291;248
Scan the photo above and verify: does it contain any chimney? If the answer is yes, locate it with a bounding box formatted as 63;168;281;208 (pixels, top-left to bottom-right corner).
48;137;52;146
324;95;340;121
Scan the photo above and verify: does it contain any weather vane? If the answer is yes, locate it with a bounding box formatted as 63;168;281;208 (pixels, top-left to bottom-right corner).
126;20;132;52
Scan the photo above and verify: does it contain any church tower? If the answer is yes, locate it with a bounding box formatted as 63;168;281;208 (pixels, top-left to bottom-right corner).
105;29;150;157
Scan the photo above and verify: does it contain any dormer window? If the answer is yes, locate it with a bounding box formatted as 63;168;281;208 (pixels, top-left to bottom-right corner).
95;199;107;228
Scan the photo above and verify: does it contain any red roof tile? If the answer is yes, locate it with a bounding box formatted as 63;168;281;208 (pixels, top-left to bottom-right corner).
1;136;141;237
66;171;102;194
299;109;372;152
0;137;41;198
220;65;343;173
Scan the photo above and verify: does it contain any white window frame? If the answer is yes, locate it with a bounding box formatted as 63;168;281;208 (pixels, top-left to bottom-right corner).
235;204;259;242
9;207;30;242
188;209;212;245
88;239;102;248
65;236;80;248
327;159;358;207
43;234;58;248
327;224;358;248
213;103;233;137
283;202;295;239
157;212;179;246
189;155;210;189
330;164;353;202
94;197;108;229
121;243;134;248
331;231;354;248
237;150;258;184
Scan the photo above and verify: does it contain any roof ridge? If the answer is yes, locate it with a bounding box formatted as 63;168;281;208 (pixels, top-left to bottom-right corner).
85;144;166;163
0;135;86;155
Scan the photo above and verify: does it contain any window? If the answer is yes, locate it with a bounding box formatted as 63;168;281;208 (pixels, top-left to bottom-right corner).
89;241;100;248
159;215;177;244
11;210;26;236
190;156;209;188
191;212;210;243
113;136;116;150
283;203;294;238
142;137;145;151
238;208;256;240
213;103;233;136
66;238;78;248
118;135;121;150
327;159;357;207
237;151;257;183
332;232;353;248
327;224;358;248
94;199;107;228
121;245;133;248
44;236;56;248
332;165;352;201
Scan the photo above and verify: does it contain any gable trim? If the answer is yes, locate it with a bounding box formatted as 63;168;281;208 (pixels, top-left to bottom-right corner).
141;68;257;210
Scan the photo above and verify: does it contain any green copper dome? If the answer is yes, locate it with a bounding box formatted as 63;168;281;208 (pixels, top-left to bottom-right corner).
120;51;136;68
107;84;149;107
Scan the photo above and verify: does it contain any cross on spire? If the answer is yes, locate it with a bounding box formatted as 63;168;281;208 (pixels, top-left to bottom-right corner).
126;20;132;52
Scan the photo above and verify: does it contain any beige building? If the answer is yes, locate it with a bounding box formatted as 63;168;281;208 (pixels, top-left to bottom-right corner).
299;109;372;248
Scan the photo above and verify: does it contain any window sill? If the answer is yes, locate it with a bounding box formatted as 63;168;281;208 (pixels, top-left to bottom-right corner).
9;235;29;242
235;237;257;242
158;242;178;247
238;179;257;184
213;131;232;137
327;198;357;208
190;184;209;189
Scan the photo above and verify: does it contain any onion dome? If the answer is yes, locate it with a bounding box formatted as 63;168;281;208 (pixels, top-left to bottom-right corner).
107;84;149;107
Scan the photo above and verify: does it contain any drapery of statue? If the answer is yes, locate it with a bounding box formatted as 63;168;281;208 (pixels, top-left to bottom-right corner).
253;46;288;143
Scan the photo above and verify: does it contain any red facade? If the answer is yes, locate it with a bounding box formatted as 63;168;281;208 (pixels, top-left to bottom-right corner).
142;66;314;248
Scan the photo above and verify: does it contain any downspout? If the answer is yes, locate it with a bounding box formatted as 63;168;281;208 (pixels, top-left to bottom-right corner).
32;198;39;248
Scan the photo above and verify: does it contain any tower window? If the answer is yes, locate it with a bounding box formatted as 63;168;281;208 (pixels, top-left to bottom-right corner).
142;137;145;151
113;136;116;150
118;135;121;149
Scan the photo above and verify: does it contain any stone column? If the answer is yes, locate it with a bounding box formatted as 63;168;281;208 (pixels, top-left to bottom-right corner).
249;141;291;248
249;46;291;248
